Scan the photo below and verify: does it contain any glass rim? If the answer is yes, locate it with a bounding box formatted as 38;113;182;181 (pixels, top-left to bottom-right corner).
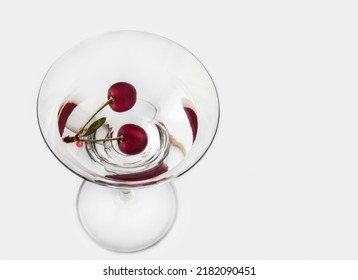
36;30;220;188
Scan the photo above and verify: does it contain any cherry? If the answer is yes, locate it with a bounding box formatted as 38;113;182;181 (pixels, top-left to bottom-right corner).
183;107;198;142
58;102;77;136
108;82;137;112
117;124;148;155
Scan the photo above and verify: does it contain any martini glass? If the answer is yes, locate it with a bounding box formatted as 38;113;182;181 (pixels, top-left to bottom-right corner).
37;31;219;252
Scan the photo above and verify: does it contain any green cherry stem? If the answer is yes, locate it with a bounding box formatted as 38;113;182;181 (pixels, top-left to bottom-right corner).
79;135;124;143
63;134;123;144
75;97;114;137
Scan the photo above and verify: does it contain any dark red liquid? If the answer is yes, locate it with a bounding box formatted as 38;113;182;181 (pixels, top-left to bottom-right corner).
106;163;168;183
58;102;77;136
183;107;198;142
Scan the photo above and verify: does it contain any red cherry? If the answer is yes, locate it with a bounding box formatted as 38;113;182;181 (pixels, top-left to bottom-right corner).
117;124;148;155
58;102;77;136
183;107;198;142
108;82;137;112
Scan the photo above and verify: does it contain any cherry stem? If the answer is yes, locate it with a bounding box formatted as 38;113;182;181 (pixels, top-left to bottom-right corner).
80;135;124;143
63;135;123;144
75;97;114;137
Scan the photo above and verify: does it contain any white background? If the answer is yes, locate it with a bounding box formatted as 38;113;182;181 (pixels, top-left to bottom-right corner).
0;0;358;259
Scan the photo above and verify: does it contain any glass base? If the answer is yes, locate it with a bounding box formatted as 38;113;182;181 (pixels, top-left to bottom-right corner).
77;181;177;252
